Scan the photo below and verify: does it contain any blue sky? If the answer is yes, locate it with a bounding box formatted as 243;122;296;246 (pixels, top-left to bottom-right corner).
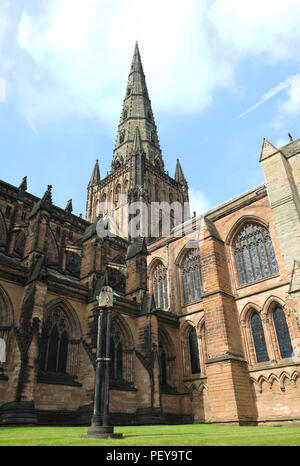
1;0;300;217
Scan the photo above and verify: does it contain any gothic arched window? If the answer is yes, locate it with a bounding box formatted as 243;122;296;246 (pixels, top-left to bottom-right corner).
153;263;168;310
159;343;167;385
234;222;278;286
39;309;70;374
250;312;269;363
189;328;201;374
182;249;202;304
273;307;293;359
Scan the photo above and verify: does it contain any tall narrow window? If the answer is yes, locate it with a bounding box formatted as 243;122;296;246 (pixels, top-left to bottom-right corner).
117;343;123;380
250;313;269;363
182;249;202;304
159;345;167;385
153;263;168;310
39;309;70;374
183;270;189;303
234;222;278;286
189;328;201;374
57;331;68;373
273;307;293;359
110;328;123;381
46;325;59;372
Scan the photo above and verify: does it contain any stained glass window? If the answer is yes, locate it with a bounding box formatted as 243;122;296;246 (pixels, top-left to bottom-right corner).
182;249;202;304
39;310;69;374
273;307;293;359
234;223;278;285
250;313;269;363
189;328;201;374
153;263;168;310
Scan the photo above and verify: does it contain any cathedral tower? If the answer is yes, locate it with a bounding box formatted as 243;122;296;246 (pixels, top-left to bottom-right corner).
86;43;190;240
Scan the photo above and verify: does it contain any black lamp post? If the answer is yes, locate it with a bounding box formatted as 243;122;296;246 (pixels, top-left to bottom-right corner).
84;285;122;439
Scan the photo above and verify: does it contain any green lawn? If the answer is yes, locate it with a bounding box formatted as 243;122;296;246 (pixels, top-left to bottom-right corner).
0;424;300;446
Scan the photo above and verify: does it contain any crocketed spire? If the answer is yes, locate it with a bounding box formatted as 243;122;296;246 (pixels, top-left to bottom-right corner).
112;42;163;171
89;159;101;186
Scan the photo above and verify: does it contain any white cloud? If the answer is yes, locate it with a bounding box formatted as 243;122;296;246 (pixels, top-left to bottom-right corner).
208;1;300;126
15;0;233;128
0;0;297;130
189;188;212;217
208;0;300;63
238;73;300;118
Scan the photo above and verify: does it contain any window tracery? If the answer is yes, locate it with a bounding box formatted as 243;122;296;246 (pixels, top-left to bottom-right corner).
234;222;278;286
153;263;168;310
182;249;202;304
39;308;70;374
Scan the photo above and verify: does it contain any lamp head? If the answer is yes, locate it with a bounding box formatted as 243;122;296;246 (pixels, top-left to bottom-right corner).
98;285;114;308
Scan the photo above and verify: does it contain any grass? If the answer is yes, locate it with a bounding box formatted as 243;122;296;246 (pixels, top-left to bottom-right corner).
0;424;300;446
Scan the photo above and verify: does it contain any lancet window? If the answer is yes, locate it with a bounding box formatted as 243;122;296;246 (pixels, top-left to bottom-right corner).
182;249;202;304
153;263;168;310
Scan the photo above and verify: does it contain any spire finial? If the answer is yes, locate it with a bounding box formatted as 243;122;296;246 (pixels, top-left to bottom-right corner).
89;159;101;186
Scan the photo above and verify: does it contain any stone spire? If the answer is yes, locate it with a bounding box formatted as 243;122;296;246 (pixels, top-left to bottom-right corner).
112;42;164;171
89;159;101;186
175;159;187;185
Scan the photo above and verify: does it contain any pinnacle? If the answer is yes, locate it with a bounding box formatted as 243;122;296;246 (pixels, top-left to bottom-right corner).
19;176;27;191
89;159;101;186
42;185;53;204
175;159;187;184
65;199;73;214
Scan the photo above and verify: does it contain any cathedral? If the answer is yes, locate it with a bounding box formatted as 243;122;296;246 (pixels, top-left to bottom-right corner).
1;43;300;427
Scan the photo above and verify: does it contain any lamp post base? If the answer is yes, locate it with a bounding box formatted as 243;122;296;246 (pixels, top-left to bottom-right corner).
81;425;123;439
